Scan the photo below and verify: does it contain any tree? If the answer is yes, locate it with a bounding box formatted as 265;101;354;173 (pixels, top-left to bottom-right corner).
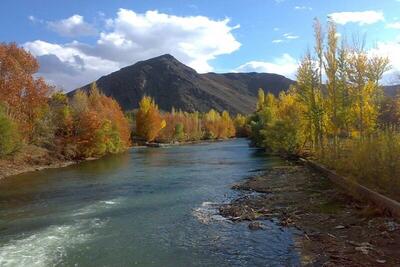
0;104;20;156
336;40;353;137
378;93;400;127
347;41;389;137
314;18;324;95
234;114;249;137
296;53;323;149
324;21;340;152
203;109;220;139
69;85;131;158
256;88;265;111
136;96;166;142
221;111;236;138
249;90;278;147
174;123;185;141
0;43;49;140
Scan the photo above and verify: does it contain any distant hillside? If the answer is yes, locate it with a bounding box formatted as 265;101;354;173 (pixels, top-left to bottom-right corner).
69;54;295;114
383;84;400;97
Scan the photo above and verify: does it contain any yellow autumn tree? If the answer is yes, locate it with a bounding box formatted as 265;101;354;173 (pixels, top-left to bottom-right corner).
136;96;166;142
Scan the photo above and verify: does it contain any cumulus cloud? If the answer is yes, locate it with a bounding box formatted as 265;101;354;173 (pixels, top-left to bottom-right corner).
47;15;97;37
328;10;384;25
24;9;241;90
234;54;298;79
24;40;119;89
369;41;400;84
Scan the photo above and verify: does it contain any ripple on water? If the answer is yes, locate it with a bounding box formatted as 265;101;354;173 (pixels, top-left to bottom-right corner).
192;201;229;225
0;198;121;267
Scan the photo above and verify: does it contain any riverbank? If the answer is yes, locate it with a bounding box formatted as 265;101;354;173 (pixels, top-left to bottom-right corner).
0;145;98;180
220;163;400;266
135;137;232;147
0;139;234;180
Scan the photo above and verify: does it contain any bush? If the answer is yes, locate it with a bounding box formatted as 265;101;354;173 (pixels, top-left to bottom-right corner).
0;106;20;156
319;130;400;200
174;123;185;141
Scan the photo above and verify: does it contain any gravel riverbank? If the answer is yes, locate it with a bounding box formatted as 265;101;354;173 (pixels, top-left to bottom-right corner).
219;163;400;266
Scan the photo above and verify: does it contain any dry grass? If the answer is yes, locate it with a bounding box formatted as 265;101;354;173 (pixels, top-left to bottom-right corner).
318;130;400;201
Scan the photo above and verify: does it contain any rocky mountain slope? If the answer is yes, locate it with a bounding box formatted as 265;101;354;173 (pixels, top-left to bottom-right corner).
71;54;295;114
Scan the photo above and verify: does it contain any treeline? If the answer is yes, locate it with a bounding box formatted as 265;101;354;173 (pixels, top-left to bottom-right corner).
0;43;130;159
0;42;242;161
131;96;243;143
249;20;400;198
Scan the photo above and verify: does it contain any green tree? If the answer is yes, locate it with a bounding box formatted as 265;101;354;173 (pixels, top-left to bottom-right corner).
0;105;20;156
174;123;185;141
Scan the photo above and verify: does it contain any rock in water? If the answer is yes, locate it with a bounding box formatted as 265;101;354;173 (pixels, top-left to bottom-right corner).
248;221;264;230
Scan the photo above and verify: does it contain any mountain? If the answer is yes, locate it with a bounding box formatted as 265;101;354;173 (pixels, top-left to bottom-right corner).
70;54;295;114
383;84;400;97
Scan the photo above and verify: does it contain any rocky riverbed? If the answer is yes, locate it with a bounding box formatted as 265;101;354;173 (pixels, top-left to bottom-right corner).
219;164;400;266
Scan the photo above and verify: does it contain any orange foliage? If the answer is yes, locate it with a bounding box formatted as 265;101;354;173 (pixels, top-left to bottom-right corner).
70;84;131;157
86;85;131;148
159;109;202;142
0;43;49;140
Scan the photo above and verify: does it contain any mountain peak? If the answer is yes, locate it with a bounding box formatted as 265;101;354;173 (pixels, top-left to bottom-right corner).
158;53;176;60
72;55;295;114
149;53;180;63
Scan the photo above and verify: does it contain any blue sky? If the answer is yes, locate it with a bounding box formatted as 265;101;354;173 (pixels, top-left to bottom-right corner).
1;0;400;90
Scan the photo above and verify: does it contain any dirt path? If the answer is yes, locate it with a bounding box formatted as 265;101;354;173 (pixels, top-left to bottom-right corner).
219;163;400;266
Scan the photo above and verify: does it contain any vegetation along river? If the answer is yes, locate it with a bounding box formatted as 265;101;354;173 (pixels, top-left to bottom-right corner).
0;139;300;266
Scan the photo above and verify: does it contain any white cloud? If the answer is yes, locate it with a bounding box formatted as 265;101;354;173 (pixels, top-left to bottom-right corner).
328;10;384;25
24;40;119;90
28;15;44;24
273;27;280;31
283;33;299;39
386;22;400;29
294;6;312;11
272;32;299;44
24;9;241;90
368;40;400;84
47;15;97;37
234;54;298;79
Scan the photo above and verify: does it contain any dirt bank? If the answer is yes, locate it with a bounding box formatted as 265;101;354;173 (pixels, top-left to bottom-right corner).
220;164;400;266
0;145;94;180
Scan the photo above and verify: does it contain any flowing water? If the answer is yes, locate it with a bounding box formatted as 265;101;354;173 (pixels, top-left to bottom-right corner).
0;139;300;266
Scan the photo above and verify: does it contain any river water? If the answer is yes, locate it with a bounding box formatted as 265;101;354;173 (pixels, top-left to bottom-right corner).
0;139;300;266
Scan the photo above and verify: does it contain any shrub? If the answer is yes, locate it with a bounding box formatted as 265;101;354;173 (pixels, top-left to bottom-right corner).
0;106;20;156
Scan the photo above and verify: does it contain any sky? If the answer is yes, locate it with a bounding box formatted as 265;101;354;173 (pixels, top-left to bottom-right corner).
1;0;400;91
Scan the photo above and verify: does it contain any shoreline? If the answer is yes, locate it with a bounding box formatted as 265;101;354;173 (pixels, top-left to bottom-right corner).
135;137;236;147
219;163;400;265
0;138;237;181
0;157;100;181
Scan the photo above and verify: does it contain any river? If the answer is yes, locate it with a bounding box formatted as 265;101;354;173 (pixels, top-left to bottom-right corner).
0;139;300;266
